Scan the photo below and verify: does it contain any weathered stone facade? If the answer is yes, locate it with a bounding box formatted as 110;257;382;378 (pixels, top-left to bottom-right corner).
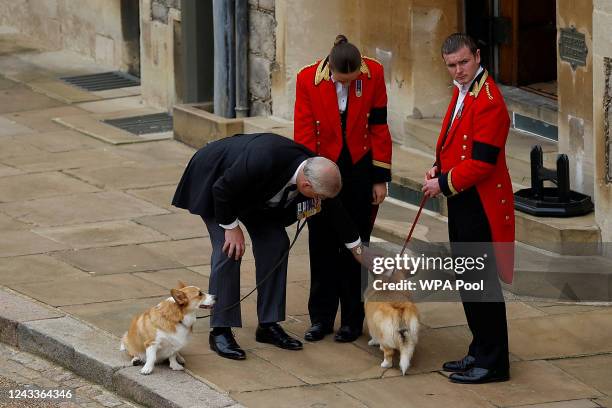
248;0;276;116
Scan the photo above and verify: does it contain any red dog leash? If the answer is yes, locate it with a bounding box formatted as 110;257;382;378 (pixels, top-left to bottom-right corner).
399;195;429;257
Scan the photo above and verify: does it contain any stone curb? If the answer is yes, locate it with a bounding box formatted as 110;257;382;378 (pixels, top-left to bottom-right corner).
0;287;242;408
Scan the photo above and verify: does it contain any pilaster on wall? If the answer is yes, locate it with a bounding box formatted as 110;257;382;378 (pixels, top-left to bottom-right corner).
557;0;594;197
249;0;276;116
593;0;612;243
139;0;182;110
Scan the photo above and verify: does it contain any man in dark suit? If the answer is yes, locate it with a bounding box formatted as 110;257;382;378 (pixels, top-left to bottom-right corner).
173;133;363;360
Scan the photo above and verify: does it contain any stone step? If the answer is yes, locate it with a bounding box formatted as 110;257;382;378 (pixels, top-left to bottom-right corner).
372;198;611;300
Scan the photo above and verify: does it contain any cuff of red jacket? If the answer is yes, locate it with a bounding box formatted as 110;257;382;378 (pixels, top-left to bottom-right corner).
438;169;458;197
372;160;391;183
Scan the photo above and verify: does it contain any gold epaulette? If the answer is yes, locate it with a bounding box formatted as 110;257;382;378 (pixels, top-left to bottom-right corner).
297;61;318;75
469;70;490;99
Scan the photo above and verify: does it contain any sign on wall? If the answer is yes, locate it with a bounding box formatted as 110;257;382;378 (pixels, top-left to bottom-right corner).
559;26;588;70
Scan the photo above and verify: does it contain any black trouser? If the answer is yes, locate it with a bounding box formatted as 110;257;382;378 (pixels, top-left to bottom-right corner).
307;151;374;329
447;187;509;372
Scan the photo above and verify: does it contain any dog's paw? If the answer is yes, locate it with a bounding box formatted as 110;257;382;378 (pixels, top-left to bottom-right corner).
170;362;184;371
380;360;392;369
140;365;154;375
176;353;185;364
131;357;143;366
367;338;379;347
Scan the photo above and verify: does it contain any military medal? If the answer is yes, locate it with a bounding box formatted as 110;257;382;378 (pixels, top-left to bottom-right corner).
297;198;322;220
356;79;362;97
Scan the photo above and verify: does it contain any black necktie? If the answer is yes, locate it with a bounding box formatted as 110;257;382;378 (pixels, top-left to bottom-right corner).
277;184;297;208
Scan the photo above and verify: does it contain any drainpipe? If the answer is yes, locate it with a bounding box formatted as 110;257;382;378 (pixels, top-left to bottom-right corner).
213;0;236;117
234;0;249;118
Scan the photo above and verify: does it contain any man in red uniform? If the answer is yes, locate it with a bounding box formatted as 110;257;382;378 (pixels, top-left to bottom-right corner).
294;35;392;342
422;33;515;384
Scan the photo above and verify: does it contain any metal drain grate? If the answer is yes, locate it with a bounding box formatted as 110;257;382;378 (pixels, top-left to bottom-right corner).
103;113;173;135
60;71;140;92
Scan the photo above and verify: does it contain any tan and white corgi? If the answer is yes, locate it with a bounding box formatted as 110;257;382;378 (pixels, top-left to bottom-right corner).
364;271;419;375
120;281;215;375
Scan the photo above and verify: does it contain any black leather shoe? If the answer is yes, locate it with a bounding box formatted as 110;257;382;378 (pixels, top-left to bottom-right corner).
449;367;510;384
304;323;333;342
209;331;246;360
442;355;476;372
334;326;362;343
256;324;303;350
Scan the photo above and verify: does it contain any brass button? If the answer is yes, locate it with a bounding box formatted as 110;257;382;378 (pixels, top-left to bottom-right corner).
364;134;367;138
463;134;468;140
366;113;370;117
365;124;369;128
316;120;320;125
497;183;502;188
363;146;367;150
460;155;465;160
462;145;467;150
316;131;320;135
501;199;506;204
460;188;464;192
317;141;321;145
505;215;510;220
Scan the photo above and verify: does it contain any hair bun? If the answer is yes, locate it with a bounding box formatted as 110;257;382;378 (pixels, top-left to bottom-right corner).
334;34;348;46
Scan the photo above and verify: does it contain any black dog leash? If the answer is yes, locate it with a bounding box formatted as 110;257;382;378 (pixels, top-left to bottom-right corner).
196;219;307;320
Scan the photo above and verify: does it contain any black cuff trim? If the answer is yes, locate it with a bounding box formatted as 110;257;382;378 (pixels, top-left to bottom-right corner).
372;166;391;183
368;107;387;125
473;141;500;165
438;173;453;197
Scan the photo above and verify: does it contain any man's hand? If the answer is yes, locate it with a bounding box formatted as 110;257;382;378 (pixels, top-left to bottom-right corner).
422;177;441;198
425;165;438;181
223;225;245;260
372;183;387;205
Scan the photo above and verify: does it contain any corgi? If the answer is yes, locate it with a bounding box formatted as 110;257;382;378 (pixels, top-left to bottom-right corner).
364;271;419;375
120;281;215;375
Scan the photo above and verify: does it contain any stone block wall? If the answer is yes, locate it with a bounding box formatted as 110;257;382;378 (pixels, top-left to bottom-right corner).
248;0;276;116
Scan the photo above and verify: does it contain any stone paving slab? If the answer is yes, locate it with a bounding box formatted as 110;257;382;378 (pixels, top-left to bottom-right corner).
0;229;69;257
125;185;182;212
2;105;86;132
185;351;305;392
114;365;239;408
10;274;168;307
65;164;185;190
0;288;64;346
336;373;495;408
28;78;102;103
511;401;600;408
0;115;32;136
0;172;99;203
0;254;90;285
109;140;195;164
0;211;28;230
53;245;182;275
0;162;22;177
1;191;169;228
141;238;228;267
466;360;602;407
0;84;64;113
134;213;208;240
552;355;612;396
232;384;369;408
13;129;108;152
60;296;168;338
133;268;211;290
1;148;129;172
76;96;144;114
33;220;169;249
0;135;46;158
509;309;612;360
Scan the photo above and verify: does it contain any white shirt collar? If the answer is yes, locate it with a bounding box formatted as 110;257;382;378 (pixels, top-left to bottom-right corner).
453;66;484;93
291;160;307;185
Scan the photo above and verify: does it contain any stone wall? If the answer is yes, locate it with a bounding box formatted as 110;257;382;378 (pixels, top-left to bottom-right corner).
556;0;594;196
248;0;276;116
593;0;612;243
0;0;139;73
272;0;458;141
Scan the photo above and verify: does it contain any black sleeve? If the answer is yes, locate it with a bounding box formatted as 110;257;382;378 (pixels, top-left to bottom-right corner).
322;197;360;244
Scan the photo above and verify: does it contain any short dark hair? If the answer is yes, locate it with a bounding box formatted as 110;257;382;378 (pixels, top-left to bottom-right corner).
441;33;479;56
329;34;361;74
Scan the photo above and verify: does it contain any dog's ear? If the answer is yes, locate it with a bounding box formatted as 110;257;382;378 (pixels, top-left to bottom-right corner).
171;288;189;306
177;280;187;289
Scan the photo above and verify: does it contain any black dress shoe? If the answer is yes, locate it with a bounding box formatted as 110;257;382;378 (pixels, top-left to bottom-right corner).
304;323;333;342
442;355;476;372
209;330;246;360
334;326;362;343
449;367;510;384
256;324;303;350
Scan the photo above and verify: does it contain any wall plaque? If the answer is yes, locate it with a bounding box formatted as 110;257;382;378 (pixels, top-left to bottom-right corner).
559;26;588;70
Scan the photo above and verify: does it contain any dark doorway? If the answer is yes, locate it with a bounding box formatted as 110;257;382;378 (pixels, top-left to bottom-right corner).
181;0;215;104
120;0;141;77
465;0;557;98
